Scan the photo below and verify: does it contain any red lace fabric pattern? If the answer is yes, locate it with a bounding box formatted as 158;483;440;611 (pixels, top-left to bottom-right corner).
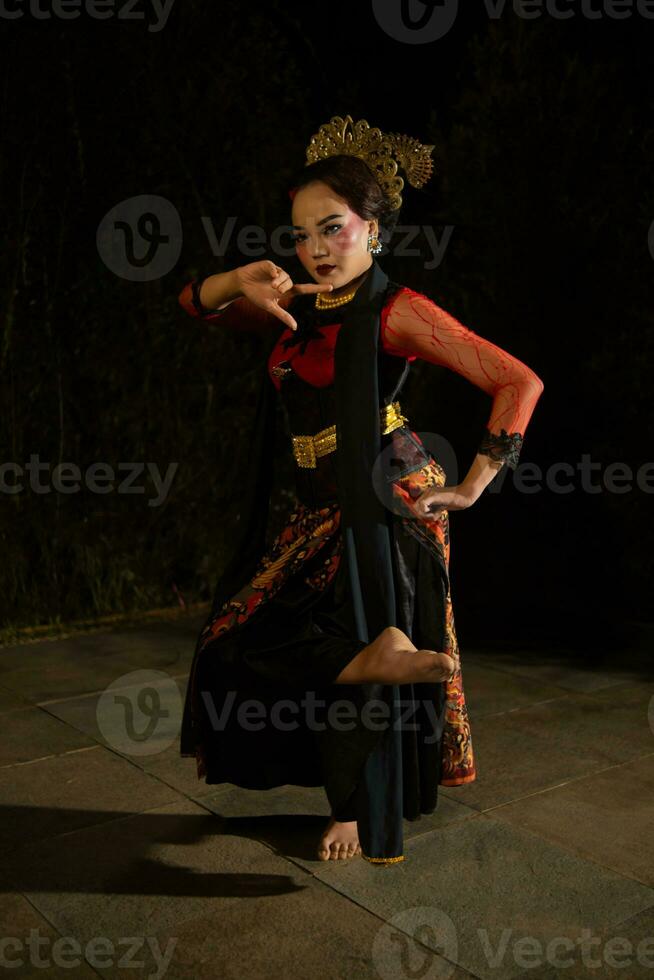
381;287;544;439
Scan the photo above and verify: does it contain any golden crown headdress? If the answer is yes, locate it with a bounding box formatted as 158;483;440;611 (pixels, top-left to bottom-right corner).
303;114;435;212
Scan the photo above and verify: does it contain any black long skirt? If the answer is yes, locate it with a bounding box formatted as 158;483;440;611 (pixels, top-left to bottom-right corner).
185;500;394;821
180;450;476;830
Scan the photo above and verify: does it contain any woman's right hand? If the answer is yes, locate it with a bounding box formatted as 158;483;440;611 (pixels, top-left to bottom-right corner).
235;261;333;331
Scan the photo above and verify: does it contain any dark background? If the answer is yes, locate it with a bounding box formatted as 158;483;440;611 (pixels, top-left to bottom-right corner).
1;0;652;656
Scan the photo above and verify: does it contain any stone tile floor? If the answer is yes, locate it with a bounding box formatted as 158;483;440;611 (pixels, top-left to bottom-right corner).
1;612;653;979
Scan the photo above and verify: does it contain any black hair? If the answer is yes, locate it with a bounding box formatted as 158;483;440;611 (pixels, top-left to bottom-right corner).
290;154;402;239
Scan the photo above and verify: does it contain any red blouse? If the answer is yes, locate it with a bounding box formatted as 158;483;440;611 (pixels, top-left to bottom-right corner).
178;281;544;443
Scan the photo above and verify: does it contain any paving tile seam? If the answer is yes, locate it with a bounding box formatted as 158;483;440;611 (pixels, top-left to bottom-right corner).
0;791;193;865
279;862;484;978
0;704;42;716
463;649;616;665
471;688;654;729
4;704;217;804
474;810;654;895
471;695;571;720
0;744;101;771
477;750;654;816
603;900;654;938
582;682;654;701
7;889;106;979
0;611;208;649
83;734;211;799
461;659;650;693
394;810;484;848
457;660;590;689
480;691;608;715
178;794;329;883
125;765;216;803
21;669;191;708
67;739;201;802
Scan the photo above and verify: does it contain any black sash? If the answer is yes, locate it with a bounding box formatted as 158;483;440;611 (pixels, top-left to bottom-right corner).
333;257;404;862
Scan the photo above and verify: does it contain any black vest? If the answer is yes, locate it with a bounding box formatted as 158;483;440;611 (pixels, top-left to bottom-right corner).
276;277;411;509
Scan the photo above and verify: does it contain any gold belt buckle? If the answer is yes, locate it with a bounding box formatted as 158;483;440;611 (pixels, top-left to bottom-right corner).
382;400;409;435
291;433;318;469
292;401;408;468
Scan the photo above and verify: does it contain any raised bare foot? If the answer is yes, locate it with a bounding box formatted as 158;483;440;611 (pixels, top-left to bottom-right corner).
335;626;462;686
317;817;362;861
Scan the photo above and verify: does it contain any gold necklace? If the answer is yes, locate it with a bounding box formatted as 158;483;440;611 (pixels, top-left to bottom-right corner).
315;286;357;310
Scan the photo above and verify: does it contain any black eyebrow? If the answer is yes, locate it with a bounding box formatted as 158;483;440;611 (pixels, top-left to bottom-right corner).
291;213;343;230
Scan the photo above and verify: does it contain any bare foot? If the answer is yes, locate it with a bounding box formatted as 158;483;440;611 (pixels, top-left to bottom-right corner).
317;817;362;861
423;650;460;682
335;626;462;686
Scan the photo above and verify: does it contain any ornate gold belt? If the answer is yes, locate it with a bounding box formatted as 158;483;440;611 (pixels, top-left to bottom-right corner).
291;400;409;469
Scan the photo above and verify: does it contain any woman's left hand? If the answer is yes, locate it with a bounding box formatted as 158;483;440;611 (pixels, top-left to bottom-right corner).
409;483;477;521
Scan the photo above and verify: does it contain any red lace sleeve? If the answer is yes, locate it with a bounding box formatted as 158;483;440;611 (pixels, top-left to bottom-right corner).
178;275;288;337
382;286;544;469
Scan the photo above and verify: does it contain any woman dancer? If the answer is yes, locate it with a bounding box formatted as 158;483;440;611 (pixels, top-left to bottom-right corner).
178;115;544;865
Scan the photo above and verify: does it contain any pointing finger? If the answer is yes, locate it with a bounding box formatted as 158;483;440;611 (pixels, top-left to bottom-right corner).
294;283;334;294
265;300;297;331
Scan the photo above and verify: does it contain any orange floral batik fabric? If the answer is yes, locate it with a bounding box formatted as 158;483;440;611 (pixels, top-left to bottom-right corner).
390;455;476;786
